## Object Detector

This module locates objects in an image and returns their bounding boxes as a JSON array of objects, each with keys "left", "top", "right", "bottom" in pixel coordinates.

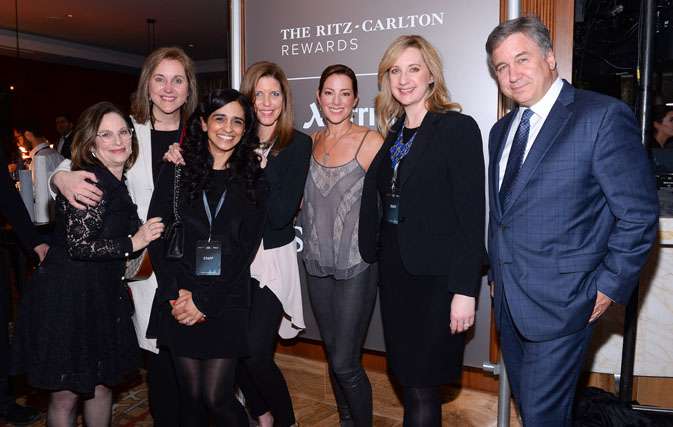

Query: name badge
[
  {"left": 195, "top": 240, "right": 221, "bottom": 276},
  {"left": 384, "top": 192, "right": 400, "bottom": 224}
]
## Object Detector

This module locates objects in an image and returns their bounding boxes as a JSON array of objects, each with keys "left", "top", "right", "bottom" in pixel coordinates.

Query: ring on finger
[
  {"left": 463, "top": 322, "right": 471, "bottom": 328},
  {"left": 185, "top": 319, "right": 190, "bottom": 325},
  {"left": 73, "top": 192, "right": 80, "bottom": 201}
]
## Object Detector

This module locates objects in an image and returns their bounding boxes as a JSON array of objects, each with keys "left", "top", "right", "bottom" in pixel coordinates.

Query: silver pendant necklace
[{"left": 322, "top": 122, "right": 353, "bottom": 165}]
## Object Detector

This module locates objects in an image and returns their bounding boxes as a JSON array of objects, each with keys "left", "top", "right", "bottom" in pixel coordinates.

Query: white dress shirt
[{"left": 498, "top": 77, "right": 564, "bottom": 190}]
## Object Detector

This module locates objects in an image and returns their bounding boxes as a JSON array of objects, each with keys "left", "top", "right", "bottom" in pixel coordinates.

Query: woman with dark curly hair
[{"left": 147, "top": 88, "right": 268, "bottom": 426}]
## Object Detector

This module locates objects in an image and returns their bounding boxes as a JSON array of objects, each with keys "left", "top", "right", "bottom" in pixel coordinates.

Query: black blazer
[
  {"left": 359, "top": 111, "right": 485, "bottom": 297},
  {"left": 262, "top": 130, "right": 311, "bottom": 249},
  {"left": 60, "top": 132, "right": 74, "bottom": 159}
]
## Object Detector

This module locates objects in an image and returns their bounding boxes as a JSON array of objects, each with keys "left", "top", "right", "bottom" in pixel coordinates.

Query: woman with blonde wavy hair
[{"left": 359, "top": 35, "right": 486, "bottom": 426}]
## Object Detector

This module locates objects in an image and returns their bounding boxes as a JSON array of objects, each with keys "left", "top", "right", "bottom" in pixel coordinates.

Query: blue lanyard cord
[{"left": 202, "top": 190, "right": 227, "bottom": 241}]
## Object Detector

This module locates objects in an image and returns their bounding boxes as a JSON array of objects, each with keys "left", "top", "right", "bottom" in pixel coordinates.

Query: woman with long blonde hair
[{"left": 360, "top": 35, "right": 485, "bottom": 426}]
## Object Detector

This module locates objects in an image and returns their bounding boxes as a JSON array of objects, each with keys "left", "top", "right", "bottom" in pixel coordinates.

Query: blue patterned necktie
[{"left": 499, "top": 108, "right": 534, "bottom": 210}]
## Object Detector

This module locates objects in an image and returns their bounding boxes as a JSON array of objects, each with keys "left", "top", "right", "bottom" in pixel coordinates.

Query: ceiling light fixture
[{"left": 66, "top": 13, "right": 74, "bottom": 18}]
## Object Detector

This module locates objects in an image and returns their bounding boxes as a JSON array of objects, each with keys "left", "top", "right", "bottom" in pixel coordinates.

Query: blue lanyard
[
  {"left": 202, "top": 189, "right": 226, "bottom": 241},
  {"left": 389, "top": 125, "right": 418, "bottom": 191}
]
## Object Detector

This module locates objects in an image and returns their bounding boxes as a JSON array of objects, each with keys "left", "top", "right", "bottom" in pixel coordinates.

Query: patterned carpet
[{"left": 7, "top": 370, "right": 153, "bottom": 426}]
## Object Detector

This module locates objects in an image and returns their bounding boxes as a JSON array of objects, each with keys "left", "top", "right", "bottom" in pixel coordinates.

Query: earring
[
  {"left": 429, "top": 78, "right": 434, "bottom": 85},
  {"left": 91, "top": 151, "right": 97, "bottom": 158}
]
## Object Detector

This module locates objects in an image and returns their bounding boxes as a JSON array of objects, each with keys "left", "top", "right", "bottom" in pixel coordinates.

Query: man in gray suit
[{"left": 486, "top": 17, "right": 658, "bottom": 426}]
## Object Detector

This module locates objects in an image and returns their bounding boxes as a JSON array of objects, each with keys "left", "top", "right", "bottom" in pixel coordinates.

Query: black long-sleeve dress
[
  {"left": 147, "top": 164, "right": 267, "bottom": 359},
  {"left": 10, "top": 165, "right": 141, "bottom": 393}
]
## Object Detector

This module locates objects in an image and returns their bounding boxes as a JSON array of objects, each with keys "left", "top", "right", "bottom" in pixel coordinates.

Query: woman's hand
[
  {"left": 130, "top": 217, "right": 164, "bottom": 252},
  {"left": 163, "top": 143, "right": 185, "bottom": 165},
  {"left": 33, "top": 243, "right": 49, "bottom": 263},
  {"left": 171, "top": 289, "right": 205, "bottom": 326},
  {"left": 450, "top": 294, "right": 475, "bottom": 334},
  {"left": 52, "top": 170, "right": 102, "bottom": 210}
]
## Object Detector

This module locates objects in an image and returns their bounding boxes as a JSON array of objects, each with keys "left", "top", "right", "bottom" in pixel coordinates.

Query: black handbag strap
[{"left": 173, "top": 165, "right": 181, "bottom": 221}]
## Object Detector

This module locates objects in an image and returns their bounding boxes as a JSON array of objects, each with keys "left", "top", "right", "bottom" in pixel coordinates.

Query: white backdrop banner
[{"left": 245, "top": 0, "right": 500, "bottom": 367}]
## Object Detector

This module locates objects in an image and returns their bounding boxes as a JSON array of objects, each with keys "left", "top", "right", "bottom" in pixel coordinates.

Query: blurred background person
[
  {"left": 0, "top": 136, "right": 48, "bottom": 426},
  {"left": 360, "top": 35, "right": 485, "bottom": 427},
  {"left": 49, "top": 46, "right": 198, "bottom": 426},
  {"left": 652, "top": 104, "right": 673, "bottom": 149},
  {"left": 300, "top": 64, "right": 383, "bottom": 427},
  {"left": 147, "top": 88, "right": 267, "bottom": 427},
  {"left": 55, "top": 114, "right": 75, "bottom": 159},
  {"left": 10, "top": 101, "right": 163, "bottom": 426},
  {"left": 14, "top": 118, "right": 63, "bottom": 172}
]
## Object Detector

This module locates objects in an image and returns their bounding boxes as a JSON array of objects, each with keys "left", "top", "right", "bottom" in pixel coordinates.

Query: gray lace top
[{"left": 301, "top": 132, "right": 370, "bottom": 279}]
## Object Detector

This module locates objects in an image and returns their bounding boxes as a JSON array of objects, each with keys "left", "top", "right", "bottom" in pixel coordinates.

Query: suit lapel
[
  {"left": 491, "top": 112, "right": 516, "bottom": 218},
  {"left": 501, "top": 83, "right": 574, "bottom": 216},
  {"left": 399, "top": 112, "right": 439, "bottom": 188}
]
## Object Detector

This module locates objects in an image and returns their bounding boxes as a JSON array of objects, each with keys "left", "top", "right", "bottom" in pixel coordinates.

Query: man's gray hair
[{"left": 485, "top": 16, "right": 553, "bottom": 70}]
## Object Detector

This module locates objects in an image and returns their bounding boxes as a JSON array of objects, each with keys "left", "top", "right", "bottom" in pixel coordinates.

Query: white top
[
  {"left": 250, "top": 239, "right": 306, "bottom": 339},
  {"left": 498, "top": 77, "right": 563, "bottom": 190}
]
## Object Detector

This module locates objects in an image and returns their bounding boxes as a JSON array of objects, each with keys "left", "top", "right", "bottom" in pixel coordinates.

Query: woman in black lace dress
[{"left": 10, "top": 102, "right": 164, "bottom": 426}]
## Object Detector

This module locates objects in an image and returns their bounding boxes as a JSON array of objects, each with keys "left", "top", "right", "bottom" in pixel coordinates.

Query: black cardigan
[
  {"left": 147, "top": 163, "right": 268, "bottom": 318},
  {"left": 261, "top": 129, "right": 311, "bottom": 249}
]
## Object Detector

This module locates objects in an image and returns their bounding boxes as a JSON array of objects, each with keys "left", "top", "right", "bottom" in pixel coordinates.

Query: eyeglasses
[{"left": 96, "top": 128, "right": 134, "bottom": 143}]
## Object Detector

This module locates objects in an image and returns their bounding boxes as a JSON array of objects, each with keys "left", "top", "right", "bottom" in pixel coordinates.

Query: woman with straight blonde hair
[{"left": 360, "top": 35, "right": 485, "bottom": 426}]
